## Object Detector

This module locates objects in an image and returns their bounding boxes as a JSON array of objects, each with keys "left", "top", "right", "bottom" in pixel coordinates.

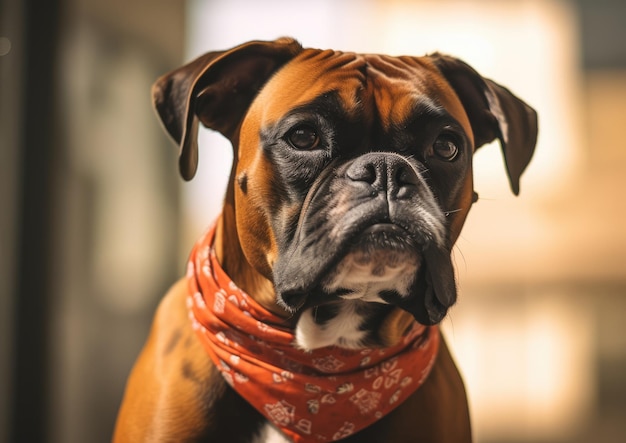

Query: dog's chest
[
  {"left": 295, "top": 300, "right": 372, "bottom": 350},
  {"left": 252, "top": 423, "right": 291, "bottom": 443}
]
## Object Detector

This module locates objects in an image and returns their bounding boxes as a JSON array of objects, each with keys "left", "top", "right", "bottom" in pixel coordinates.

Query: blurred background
[{"left": 1, "top": 0, "right": 625, "bottom": 442}]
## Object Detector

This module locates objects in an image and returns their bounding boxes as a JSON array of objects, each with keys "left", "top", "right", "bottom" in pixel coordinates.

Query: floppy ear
[
  {"left": 431, "top": 55, "right": 538, "bottom": 195},
  {"left": 152, "top": 38, "right": 303, "bottom": 180}
]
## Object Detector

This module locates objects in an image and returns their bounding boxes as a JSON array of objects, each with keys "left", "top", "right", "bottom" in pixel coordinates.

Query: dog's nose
[{"left": 346, "top": 153, "right": 419, "bottom": 199}]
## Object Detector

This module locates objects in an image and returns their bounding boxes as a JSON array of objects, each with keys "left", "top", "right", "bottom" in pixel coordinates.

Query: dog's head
[{"left": 153, "top": 38, "right": 537, "bottom": 346}]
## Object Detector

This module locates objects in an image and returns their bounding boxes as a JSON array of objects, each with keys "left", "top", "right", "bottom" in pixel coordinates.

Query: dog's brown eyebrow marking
[
  {"left": 254, "top": 49, "right": 368, "bottom": 125},
  {"left": 400, "top": 98, "right": 465, "bottom": 134},
  {"left": 258, "top": 91, "right": 361, "bottom": 152}
]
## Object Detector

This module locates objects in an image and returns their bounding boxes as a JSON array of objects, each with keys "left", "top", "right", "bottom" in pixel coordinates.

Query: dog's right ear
[{"left": 152, "top": 38, "right": 303, "bottom": 180}]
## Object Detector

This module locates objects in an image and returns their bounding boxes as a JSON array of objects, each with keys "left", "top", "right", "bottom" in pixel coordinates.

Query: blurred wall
[
  {"left": 1, "top": 0, "right": 185, "bottom": 442},
  {"left": 49, "top": 2, "right": 185, "bottom": 442},
  {"left": 2, "top": 1, "right": 63, "bottom": 441}
]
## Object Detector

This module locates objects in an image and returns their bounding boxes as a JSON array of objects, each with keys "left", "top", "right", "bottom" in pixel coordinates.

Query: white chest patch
[
  {"left": 252, "top": 422, "right": 291, "bottom": 443},
  {"left": 295, "top": 300, "right": 368, "bottom": 351}
]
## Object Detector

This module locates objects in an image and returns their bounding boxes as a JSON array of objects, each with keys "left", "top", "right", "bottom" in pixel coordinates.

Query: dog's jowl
[{"left": 114, "top": 38, "right": 537, "bottom": 443}]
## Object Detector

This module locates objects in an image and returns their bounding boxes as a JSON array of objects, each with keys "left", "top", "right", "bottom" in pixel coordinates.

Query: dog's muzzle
[{"left": 273, "top": 152, "right": 457, "bottom": 325}]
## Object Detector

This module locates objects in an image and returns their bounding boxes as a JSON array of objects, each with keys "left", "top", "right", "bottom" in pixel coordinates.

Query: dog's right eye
[
  {"left": 287, "top": 125, "right": 320, "bottom": 150},
  {"left": 432, "top": 133, "right": 460, "bottom": 161}
]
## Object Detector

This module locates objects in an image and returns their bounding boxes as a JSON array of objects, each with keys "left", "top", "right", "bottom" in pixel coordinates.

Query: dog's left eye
[
  {"left": 287, "top": 125, "right": 320, "bottom": 150},
  {"left": 433, "top": 134, "right": 459, "bottom": 161}
]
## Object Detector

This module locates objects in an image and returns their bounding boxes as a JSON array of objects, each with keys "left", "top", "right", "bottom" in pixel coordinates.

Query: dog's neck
[
  {"left": 187, "top": 229, "right": 440, "bottom": 442},
  {"left": 214, "top": 203, "right": 285, "bottom": 317}
]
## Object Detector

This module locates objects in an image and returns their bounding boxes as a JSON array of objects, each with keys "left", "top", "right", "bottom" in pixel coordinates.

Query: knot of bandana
[{"left": 187, "top": 222, "right": 440, "bottom": 442}]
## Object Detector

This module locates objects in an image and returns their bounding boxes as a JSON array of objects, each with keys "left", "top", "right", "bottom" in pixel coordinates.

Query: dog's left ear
[
  {"left": 431, "top": 55, "right": 538, "bottom": 195},
  {"left": 152, "top": 38, "right": 303, "bottom": 180}
]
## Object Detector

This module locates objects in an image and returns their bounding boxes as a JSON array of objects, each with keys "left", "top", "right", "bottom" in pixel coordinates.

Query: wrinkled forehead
[{"left": 248, "top": 48, "right": 473, "bottom": 138}]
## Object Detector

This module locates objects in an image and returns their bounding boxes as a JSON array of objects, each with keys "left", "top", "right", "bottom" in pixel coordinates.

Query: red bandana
[{"left": 186, "top": 223, "right": 440, "bottom": 442}]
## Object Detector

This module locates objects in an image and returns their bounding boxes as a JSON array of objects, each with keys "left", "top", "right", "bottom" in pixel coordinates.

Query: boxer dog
[{"left": 114, "top": 38, "right": 537, "bottom": 442}]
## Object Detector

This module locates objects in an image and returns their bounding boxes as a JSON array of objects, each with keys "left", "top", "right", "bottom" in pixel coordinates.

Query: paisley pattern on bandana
[{"left": 187, "top": 222, "right": 440, "bottom": 442}]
